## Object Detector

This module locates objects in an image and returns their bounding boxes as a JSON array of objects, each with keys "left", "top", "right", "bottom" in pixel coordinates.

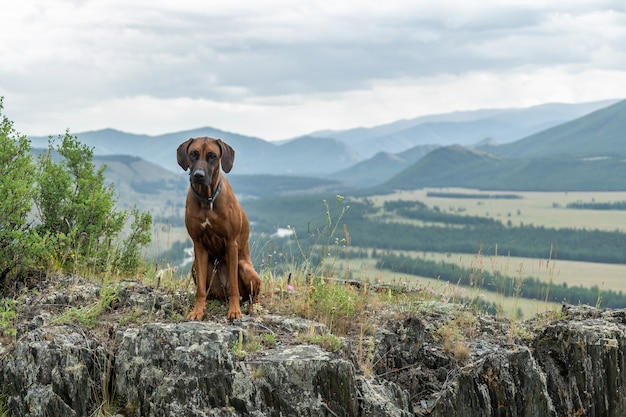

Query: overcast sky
[{"left": 1, "top": 1, "right": 625, "bottom": 141}]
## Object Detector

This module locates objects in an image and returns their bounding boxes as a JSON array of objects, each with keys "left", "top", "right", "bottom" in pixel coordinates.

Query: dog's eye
[
  {"left": 190, "top": 150, "right": 199, "bottom": 160},
  {"left": 207, "top": 152, "right": 217, "bottom": 161}
]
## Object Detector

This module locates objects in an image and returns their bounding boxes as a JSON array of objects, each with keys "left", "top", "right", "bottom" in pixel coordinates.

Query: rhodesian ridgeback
[{"left": 177, "top": 137, "right": 261, "bottom": 320}]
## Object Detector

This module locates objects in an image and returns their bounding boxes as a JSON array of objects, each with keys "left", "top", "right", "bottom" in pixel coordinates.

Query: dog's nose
[{"left": 193, "top": 169, "right": 205, "bottom": 180}]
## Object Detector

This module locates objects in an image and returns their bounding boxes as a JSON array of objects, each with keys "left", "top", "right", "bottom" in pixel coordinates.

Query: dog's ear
[
  {"left": 177, "top": 138, "right": 193, "bottom": 171},
  {"left": 216, "top": 139, "right": 235, "bottom": 173}
]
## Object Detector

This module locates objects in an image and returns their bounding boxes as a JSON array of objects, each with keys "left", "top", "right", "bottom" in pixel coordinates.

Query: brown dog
[{"left": 177, "top": 137, "right": 261, "bottom": 320}]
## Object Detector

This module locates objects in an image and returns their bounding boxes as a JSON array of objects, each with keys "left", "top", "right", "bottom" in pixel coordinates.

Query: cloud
[{"left": 1, "top": 1, "right": 625, "bottom": 139}]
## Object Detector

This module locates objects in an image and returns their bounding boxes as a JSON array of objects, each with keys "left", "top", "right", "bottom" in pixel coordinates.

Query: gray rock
[
  {"left": 116, "top": 322, "right": 360, "bottom": 417},
  {"left": 115, "top": 322, "right": 241, "bottom": 417},
  {"left": 534, "top": 316, "right": 626, "bottom": 417},
  {"left": 358, "top": 376, "right": 413, "bottom": 417},
  {"left": 0, "top": 325, "right": 111, "bottom": 417},
  {"left": 429, "top": 346, "right": 556, "bottom": 417}
]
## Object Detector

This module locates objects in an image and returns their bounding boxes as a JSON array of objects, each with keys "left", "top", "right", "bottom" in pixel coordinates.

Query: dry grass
[
  {"left": 336, "top": 256, "right": 560, "bottom": 320},
  {"left": 256, "top": 265, "right": 466, "bottom": 338}
]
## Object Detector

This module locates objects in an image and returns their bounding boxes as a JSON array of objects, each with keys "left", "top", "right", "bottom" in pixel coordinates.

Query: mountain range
[
  {"left": 28, "top": 99, "right": 618, "bottom": 172},
  {"left": 379, "top": 99, "right": 626, "bottom": 192},
  {"left": 27, "top": 98, "right": 626, "bottom": 205}
]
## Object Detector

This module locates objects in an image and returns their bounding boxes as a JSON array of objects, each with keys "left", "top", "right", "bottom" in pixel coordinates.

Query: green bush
[
  {"left": 35, "top": 132, "right": 152, "bottom": 275},
  {"left": 35, "top": 132, "right": 128, "bottom": 271},
  {"left": 0, "top": 98, "right": 152, "bottom": 290},
  {"left": 115, "top": 207, "right": 152, "bottom": 273},
  {"left": 0, "top": 99, "right": 47, "bottom": 286}
]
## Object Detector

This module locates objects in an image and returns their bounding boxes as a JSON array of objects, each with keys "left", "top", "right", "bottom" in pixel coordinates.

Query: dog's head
[{"left": 177, "top": 137, "right": 235, "bottom": 186}]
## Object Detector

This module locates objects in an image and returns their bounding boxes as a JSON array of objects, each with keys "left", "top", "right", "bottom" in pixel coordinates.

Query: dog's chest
[{"left": 188, "top": 211, "right": 227, "bottom": 253}]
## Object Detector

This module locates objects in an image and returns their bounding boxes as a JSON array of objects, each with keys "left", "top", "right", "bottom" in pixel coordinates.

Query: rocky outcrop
[
  {"left": 426, "top": 306, "right": 626, "bottom": 417},
  {"left": 2, "top": 280, "right": 626, "bottom": 416},
  {"left": 115, "top": 321, "right": 361, "bottom": 417},
  {"left": 1, "top": 321, "right": 111, "bottom": 417}
]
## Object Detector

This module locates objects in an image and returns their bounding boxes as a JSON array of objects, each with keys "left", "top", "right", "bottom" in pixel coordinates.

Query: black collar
[{"left": 190, "top": 177, "right": 222, "bottom": 210}]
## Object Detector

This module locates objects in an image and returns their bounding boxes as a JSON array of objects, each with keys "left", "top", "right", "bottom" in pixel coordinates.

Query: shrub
[
  {"left": 35, "top": 132, "right": 128, "bottom": 271},
  {"left": 0, "top": 98, "right": 152, "bottom": 288},
  {"left": 115, "top": 207, "right": 153, "bottom": 273},
  {"left": 0, "top": 99, "right": 47, "bottom": 287},
  {"left": 34, "top": 131, "right": 152, "bottom": 276}
]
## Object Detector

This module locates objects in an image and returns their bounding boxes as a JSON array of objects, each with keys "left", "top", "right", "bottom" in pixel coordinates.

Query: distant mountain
[
  {"left": 383, "top": 146, "right": 505, "bottom": 190},
  {"left": 271, "top": 136, "right": 361, "bottom": 176},
  {"left": 329, "top": 145, "right": 438, "bottom": 187},
  {"left": 328, "top": 152, "right": 410, "bottom": 187},
  {"left": 381, "top": 145, "right": 626, "bottom": 192},
  {"left": 30, "top": 129, "right": 361, "bottom": 176},
  {"left": 30, "top": 127, "right": 274, "bottom": 174},
  {"left": 481, "top": 99, "right": 626, "bottom": 159},
  {"left": 312, "top": 99, "right": 620, "bottom": 158}
]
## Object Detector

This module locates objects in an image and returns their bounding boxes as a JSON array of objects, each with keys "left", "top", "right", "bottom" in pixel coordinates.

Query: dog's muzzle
[{"left": 191, "top": 168, "right": 208, "bottom": 184}]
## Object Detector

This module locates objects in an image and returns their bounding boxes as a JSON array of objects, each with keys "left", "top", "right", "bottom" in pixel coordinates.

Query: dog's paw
[
  {"left": 186, "top": 308, "right": 205, "bottom": 321},
  {"left": 227, "top": 307, "right": 243, "bottom": 320}
]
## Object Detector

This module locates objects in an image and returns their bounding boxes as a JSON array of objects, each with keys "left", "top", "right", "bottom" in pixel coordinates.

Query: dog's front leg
[
  {"left": 188, "top": 245, "right": 208, "bottom": 320},
  {"left": 226, "top": 241, "right": 243, "bottom": 319}
]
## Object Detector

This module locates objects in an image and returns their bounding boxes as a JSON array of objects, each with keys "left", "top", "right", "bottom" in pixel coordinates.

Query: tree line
[
  {"left": 426, "top": 191, "right": 522, "bottom": 199},
  {"left": 567, "top": 201, "right": 626, "bottom": 210},
  {"left": 245, "top": 195, "right": 626, "bottom": 265},
  {"left": 375, "top": 252, "right": 626, "bottom": 309}
]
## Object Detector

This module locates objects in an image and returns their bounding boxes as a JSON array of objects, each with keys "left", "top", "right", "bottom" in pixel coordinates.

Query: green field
[{"left": 371, "top": 188, "right": 626, "bottom": 232}]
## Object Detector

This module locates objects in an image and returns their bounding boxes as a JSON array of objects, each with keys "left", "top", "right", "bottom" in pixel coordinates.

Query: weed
[
  {"left": 0, "top": 299, "right": 17, "bottom": 339},
  {"left": 231, "top": 332, "right": 247, "bottom": 360},
  {"left": 298, "top": 332, "right": 343, "bottom": 353},
  {"left": 0, "top": 393, "right": 8, "bottom": 417},
  {"left": 231, "top": 330, "right": 262, "bottom": 360},
  {"left": 595, "top": 281, "right": 604, "bottom": 311},
  {"left": 118, "top": 306, "right": 146, "bottom": 327},
  {"left": 55, "top": 284, "right": 119, "bottom": 329},
  {"left": 89, "top": 352, "right": 116, "bottom": 417},
  {"left": 284, "top": 195, "right": 350, "bottom": 279},
  {"left": 304, "top": 279, "right": 359, "bottom": 333},
  {"left": 259, "top": 333, "right": 277, "bottom": 346},
  {"left": 250, "top": 366, "right": 266, "bottom": 379},
  {"left": 433, "top": 311, "right": 476, "bottom": 361},
  {"left": 356, "top": 333, "right": 378, "bottom": 377}
]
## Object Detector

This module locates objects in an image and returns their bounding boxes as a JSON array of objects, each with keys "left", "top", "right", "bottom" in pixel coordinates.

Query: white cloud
[
  {"left": 12, "top": 67, "right": 625, "bottom": 141},
  {"left": 1, "top": 1, "right": 625, "bottom": 140}
]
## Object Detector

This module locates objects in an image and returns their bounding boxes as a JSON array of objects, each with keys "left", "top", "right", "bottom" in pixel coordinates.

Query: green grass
[
  {"left": 0, "top": 299, "right": 17, "bottom": 339},
  {"left": 54, "top": 284, "right": 119, "bottom": 329},
  {"left": 0, "top": 393, "right": 8, "bottom": 417}
]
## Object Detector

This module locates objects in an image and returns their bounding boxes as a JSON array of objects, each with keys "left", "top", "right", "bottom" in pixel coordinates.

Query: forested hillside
[{"left": 380, "top": 145, "right": 626, "bottom": 192}]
